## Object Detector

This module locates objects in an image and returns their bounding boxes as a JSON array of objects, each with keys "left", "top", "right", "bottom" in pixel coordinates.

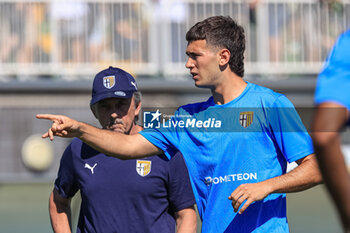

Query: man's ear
[
  {"left": 218, "top": 48, "right": 230, "bottom": 66},
  {"left": 134, "top": 100, "right": 142, "bottom": 117},
  {"left": 90, "top": 104, "right": 98, "bottom": 119}
]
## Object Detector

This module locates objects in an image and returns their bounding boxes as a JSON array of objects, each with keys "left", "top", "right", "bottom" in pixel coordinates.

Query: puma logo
[
  {"left": 131, "top": 81, "right": 137, "bottom": 90},
  {"left": 84, "top": 163, "right": 97, "bottom": 174}
]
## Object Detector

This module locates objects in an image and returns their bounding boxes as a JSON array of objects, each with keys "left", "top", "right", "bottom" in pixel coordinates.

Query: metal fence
[{"left": 0, "top": 0, "right": 349, "bottom": 79}]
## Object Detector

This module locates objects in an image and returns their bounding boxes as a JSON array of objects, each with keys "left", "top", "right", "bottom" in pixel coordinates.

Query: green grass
[
  {"left": 0, "top": 183, "right": 343, "bottom": 233},
  {"left": 0, "top": 183, "right": 52, "bottom": 233}
]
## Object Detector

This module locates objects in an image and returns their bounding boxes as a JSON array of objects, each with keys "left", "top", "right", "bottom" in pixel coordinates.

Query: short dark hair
[{"left": 186, "top": 16, "right": 245, "bottom": 77}]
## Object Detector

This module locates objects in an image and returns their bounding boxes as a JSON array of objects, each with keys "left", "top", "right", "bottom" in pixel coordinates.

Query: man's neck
[
  {"left": 129, "top": 123, "right": 143, "bottom": 135},
  {"left": 211, "top": 74, "right": 247, "bottom": 105}
]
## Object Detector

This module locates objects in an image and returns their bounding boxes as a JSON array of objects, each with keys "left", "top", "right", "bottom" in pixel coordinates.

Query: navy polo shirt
[{"left": 54, "top": 138, "right": 195, "bottom": 233}]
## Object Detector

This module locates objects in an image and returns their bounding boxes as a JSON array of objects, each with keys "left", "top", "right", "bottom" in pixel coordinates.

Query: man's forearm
[
  {"left": 175, "top": 207, "right": 197, "bottom": 233},
  {"left": 315, "top": 137, "right": 350, "bottom": 231},
  {"left": 229, "top": 154, "right": 322, "bottom": 214},
  {"left": 36, "top": 113, "right": 161, "bottom": 159},
  {"left": 47, "top": 119, "right": 136, "bottom": 159},
  {"left": 265, "top": 154, "right": 322, "bottom": 194},
  {"left": 77, "top": 122, "right": 131, "bottom": 158},
  {"left": 49, "top": 191, "right": 72, "bottom": 233},
  {"left": 77, "top": 122, "right": 161, "bottom": 159},
  {"left": 311, "top": 103, "right": 350, "bottom": 231}
]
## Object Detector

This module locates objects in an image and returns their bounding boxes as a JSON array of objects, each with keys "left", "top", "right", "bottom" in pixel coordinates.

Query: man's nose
[
  {"left": 185, "top": 58, "right": 194, "bottom": 69},
  {"left": 110, "top": 112, "right": 118, "bottom": 119}
]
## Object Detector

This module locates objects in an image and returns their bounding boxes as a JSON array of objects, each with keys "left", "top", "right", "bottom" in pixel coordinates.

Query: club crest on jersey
[
  {"left": 103, "top": 75, "right": 115, "bottom": 89},
  {"left": 136, "top": 160, "right": 152, "bottom": 177},
  {"left": 239, "top": 112, "right": 254, "bottom": 128}
]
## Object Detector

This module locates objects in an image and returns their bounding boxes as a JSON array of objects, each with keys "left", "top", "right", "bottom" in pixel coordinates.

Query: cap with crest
[{"left": 90, "top": 66, "right": 138, "bottom": 105}]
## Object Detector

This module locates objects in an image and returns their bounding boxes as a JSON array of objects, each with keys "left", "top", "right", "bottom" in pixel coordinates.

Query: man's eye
[{"left": 186, "top": 53, "right": 197, "bottom": 59}]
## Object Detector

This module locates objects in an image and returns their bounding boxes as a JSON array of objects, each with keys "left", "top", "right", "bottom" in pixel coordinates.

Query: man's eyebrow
[{"left": 186, "top": 51, "right": 198, "bottom": 56}]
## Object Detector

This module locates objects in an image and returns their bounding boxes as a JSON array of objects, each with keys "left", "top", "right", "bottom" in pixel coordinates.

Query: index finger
[{"left": 36, "top": 114, "right": 61, "bottom": 121}]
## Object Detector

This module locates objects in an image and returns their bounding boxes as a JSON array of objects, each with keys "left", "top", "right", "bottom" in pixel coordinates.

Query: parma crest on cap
[{"left": 103, "top": 75, "right": 115, "bottom": 89}]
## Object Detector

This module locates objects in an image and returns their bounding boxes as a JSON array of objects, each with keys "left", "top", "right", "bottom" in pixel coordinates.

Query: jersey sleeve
[
  {"left": 167, "top": 152, "right": 196, "bottom": 213},
  {"left": 315, "top": 30, "right": 350, "bottom": 111},
  {"left": 268, "top": 95, "right": 314, "bottom": 163},
  {"left": 139, "top": 113, "right": 182, "bottom": 160},
  {"left": 54, "top": 143, "right": 79, "bottom": 199}
]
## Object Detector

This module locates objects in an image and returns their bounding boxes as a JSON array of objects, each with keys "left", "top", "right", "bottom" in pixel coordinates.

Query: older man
[{"left": 48, "top": 66, "right": 196, "bottom": 233}]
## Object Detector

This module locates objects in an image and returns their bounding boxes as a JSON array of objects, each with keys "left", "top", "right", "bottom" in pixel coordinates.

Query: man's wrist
[
  {"left": 75, "top": 121, "right": 86, "bottom": 139},
  {"left": 262, "top": 178, "right": 277, "bottom": 195}
]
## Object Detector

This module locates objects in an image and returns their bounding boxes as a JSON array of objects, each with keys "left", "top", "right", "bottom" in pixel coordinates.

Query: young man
[
  {"left": 38, "top": 16, "right": 321, "bottom": 232},
  {"left": 312, "top": 29, "right": 350, "bottom": 232},
  {"left": 48, "top": 67, "right": 197, "bottom": 233}
]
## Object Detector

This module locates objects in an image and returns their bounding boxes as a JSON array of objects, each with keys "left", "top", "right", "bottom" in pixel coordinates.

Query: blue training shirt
[
  {"left": 140, "top": 82, "right": 313, "bottom": 233},
  {"left": 315, "top": 29, "right": 350, "bottom": 113},
  {"left": 54, "top": 138, "right": 195, "bottom": 233}
]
